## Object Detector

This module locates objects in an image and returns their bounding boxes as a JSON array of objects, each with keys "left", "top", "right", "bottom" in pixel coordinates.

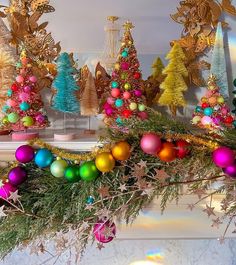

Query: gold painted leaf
[
  {"left": 28, "top": 11, "right": 41, "bottom": 31},
  {"left": 31, "top": 0, "right": 49, "bottom": 12},
  {"left": 221, "top": 0, "right": 236, "bottom": 16},
  {"left": 37, "top": 21, "right": 48, "bottom": 31},
  {"left": 37, "top": 4, "right": 55, "bottom": 13}
]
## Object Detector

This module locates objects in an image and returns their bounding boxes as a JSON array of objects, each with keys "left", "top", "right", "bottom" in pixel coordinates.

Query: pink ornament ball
[
  {"left": 212, "top": 146, "right": 235, "bottom": 168},
  {"left": 7, "top": 99, "right": 17, "bottom": 107},
  {"left": 35, "top": 114, "right": 45, "bottom": 124},
  {"left": 0, "top": 182, "right": 17, "bottom": 199},
  {"left": 19, "top": 92, "right": 30, "bottom": 102},
  {"left": 20, "top": 69, "right": 26, "bottom": 75},
  {"left": 121, "top": 62, "right": 129, "bottom": 70},
  {"left": 103, "top": 102, "right": 111, "bottom": 110},
  {"left": 29, "top": 76, "right": 37, "bottom": 83},
  {"left": 8, "top": 166, "right": 27, "bottom": 186},
  {"left": 93, "top": 220, "right": 116, "bottom": 243},
  {"left": 24, "top": 86, "right": 31, "bottom": 93},
  {"left": 112, "top": 71, "right": 117, "bottom": 78},
  {"left": 138, "top": 111, "right": 149, "bottom": 120},
  {"left": 123, "top": 91, "right": 131, "bottom": 100},
  {"left": 201, "top": 116, "right": 212, "bottom": 126},
  {"left": 140, "top": 133, "right": 162, "bottom": 155},
  {"left": 105, "top": 108, "right": 114, "bottom": 116},
  {"left": 107, "top": 97, "right": 115, "bottom": 105},
  {"left": 16, "top": 75, "right": 24, "bottom": 83},
  {"left": 223, "top": 162, "right": 236, "bottom": 178},
  {"left": 15, "top": 144, "right": 35, "bottom": 163},
  {"left": 134, "top": 89, "right": 142, "bottom": 97},
  {"left": 221, "top": 107, "right": 229, "bottom": 115},
  {"left": 111, "top": 88, "right": 121, "bottom": 98}
]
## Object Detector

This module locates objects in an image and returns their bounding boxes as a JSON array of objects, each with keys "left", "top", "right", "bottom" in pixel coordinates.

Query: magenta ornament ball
[
  {"left": 0, "top": 182, "right": 17, "bottom": 199},
  {"left": 8, "top": 166, "right": 27, "bottom": 186},
  {"left": 223, "top": 162, "right": 236, "bottom": 178},
  {"left": 15, "top": 145, "right": 35, "bottom": 163},
  {"left": 138, "top": 111, "right": 148, "bottom": 120},
  {"left": 212, "top": 147, "right": 235, "bottom": 168},
  {"left": 93, "top": 220, "right": 116, "bottom": 243},
  {"left": 140, "top": 133, "right": 162, "bottom": 155},
  {"left": 134, "top": 89, "right": 142, "bottom": 97},
  {"left": 24, "top": 86, "right": 31, "bottom": 93},
  {"left": 105, "top": 108, "right": 114, "bottom": 116},
  {"left": 35, "top": 114, "right": 45, "bottom": 124},
  {"left": 121, "top": 62, "right": 129, "bottom": 70}
]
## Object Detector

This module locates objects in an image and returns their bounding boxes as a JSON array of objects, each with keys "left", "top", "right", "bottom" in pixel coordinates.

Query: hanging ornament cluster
[
  {"left": 0, "top": 50, "right": 49, "bottom": 131},
  {"left": 140, "top": 132, "right": 190, "bottom": 162},
  {"left": 192, "top": 75, "right": 235, "bottom": 131},
  {"left": 104, "top": 21, "right": 148, "bottom": 126},
  {"left": 212, "top": 146, "right": 236, "bottom": 178}
]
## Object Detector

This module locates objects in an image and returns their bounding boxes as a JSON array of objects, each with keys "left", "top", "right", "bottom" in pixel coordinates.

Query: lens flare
[
  {"left": 146, "top": 249, "right": 165, "bottom": 261},
  {"left": 129, "top": 261, "right": 160, "bottom": 265}
]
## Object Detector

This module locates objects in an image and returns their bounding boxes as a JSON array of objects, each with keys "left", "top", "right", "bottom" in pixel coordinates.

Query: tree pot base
[
  {"left": 84, "top": 129, "right": 96, "bottom": 135},
  {"left": 0, "top": 130, "right": 10, "bottom": 136},
  {"left": 54, "top": 133, "right": 76, "bottom": 141},
  {"left": 12, "top": 132, "right": 39, "bottom": 141}
]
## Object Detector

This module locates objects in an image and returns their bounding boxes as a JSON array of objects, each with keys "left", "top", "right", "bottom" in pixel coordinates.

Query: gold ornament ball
[
  {"left": 157, "top": 142, "right": 177, "bottom": 163},
  {"left": 217, "top": 96, "right": 224, "bottom": 104},
  {"left": 115, "top": 63, "right": 120, "bottom": 70},
  {"left": 2, "top": 117, "right": 8, "bottom": 124},
  {"left": 111, "top": 141, "right": 131, "bottom": 161},
  {"left": 124, "top": 83, "right": 131, "bottom": 90},
  {"left": 208, "top": 85, "right": 215, "bottom": 91},
  {"left": 128, "top": 41, "right": 133, "bottom": 45},
  {"left": 192, "top": 116, "right": 201, "bottom": 124},
  {"left": 208, "top": 96, "right": 217, "bottom": 106},
  {"left": 129, "top": 102, "right": 137, "bottom": 110},
  {"left": 121, "top": 42, "right": 126, "bottom": 46},
  {"left": 95, "top": 152, "right": 115, "bottom": 173},
  {"left": 201, "top": 97, "right": 207, "bottom": 103}
]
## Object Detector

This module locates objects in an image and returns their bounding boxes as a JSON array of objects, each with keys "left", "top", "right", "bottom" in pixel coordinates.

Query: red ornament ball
[
  {"left": 138, "top": 112, "right": 148, "bottom": 120},
  {"left": 93, "top": 220, "right": 116, "bottom": 243},
  {"left": 111, "top": 88, "right": 121, "bottom": 98},
  {"left": 202, "top": 103, "right": 209, "bottom": 109},
  {"left": 123, "top": 91, "right": 131, "bottom": 100},
  {"left": 176, "top": 140, "right": 190, "bottom": 159},
  {"left": 11, "top": 83, "right": 18, "bottom": 92},
  {"left": 134, "top": 72, "right": 141, "bottom": 79},
  {"left": 122, "top": 109, "right": 132, "bottom": 118},
  {"left": 224, "top": 116, "right": 234, "bottom": 124},
  {"left": 158, "top": 142, "right": 177, "bottom": 162}
]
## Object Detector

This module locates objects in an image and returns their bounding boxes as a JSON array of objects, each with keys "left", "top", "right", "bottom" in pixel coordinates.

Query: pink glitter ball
[
  {"left": 221, "top": 107, "right": 229, "bottom": 115},
  {"left": 19, "top": 92, "right": 30, "bottom": 102},
  {"left": 7, "top": 99, "right": 17, "bottom": 107},
  {"left": 112, "top": 71, "right": 117, "bottom": 78},
  {"left": 29, "top": 76, "right": 37, "bottom": 83},
  {"left": 16, "top": 75, "right": 24, "bottom": 83},
  {"left": 103, "top": 102, "right": 111, "bottom": 110},
  {"left": 36, "top": 114, "right": 45, "bottom": 124},
  {"left": 0, "top": 182, "right": 17, "bottom": 199},
  {"left": 107, "top": 97, "right": 115, "bottom": 105},
  {"left": 121, "top": 62, "right": 129, "bottom": 70},
  {"left": 123, "top": 91, "right": 131, "bottom": 99},
  {"left": 20, "top": 69, "right": 26, "bottom": 75},
  {"left": 24, "top": 86, "right": 31, "bottom": 93}
]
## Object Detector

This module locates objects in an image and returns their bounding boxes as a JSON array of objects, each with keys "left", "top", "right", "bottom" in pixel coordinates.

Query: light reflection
[
  {"left": 129, "top": 261, "right": 161, "bottom": 265},
  {"left": 146, "top": 249, "right": 165, "bottom": 261}
]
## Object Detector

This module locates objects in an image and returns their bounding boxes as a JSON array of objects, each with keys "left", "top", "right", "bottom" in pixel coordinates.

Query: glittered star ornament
[
  {"left": 0, "top": 206, "right": 6, "bottom": 218},
  {"left": 81, "top": 221, "right": 90, "bottom": 230},
  {"left": 203, "top": 204, "right": 216, "bottom": 218},
  {"left": 97, "top": 243, "right": 105, "bottom": 250},
  {"left": 9, "top": 190, "right": 21, "bottom": 203},
  {"left": 102, "top": 225, "right": 115, "bottom": 239},
  {"left": 95, "top": 208, "right": 112, "bottom": 219},
  {"left": 154, "top": 169, "right": 169, "bottom": 184},
  {"left": 98, "top": 186, "right": 110, "bottom": 198},
  {"left": 137, "top": 160, "right": 147, "bottom": 168},
  {"left": 211, "top": 217, "right": 222, "bottom": 229},
  {"left": 132, "top": 165, "right": 146, "bottom": 179},
  {"left": 85, "top": 204, "right": 94, "bottom": 212},
  {"left": 118, "top": 184, "right": 127, "bottom": 192},
  {"left": 141, "top": 188, "right": 154, "bottom": 198},
  {"left": 194, "top": 188, "right": 207, "bottom": 199}
]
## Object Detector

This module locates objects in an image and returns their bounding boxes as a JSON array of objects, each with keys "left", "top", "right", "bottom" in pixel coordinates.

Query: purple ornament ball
[
  {"left": 105, "top": 108, "right": 114, "bottom": 116},
  {"left": 223, "top": 162, "right": 236, "bottom": 178},
  {"left": 0, "top": 182, "right": 17, "bottom": 199},
  {"left": 15, "top": 145, "right": 35, "bottom": 163},
  {"left": 212, "top": 146, "right": 235, "bottom": 168},
  {"left": 93, "top": 220, "right": 116, "bottom": 243},
  {"left": 134, "top": 89, "right": 142, "bottom": 97},
  {"left": 140, "top": 133, "right": 162, "bottom": 155},
  {"left": 8, "top": 166, "right": 27, "bottom": 186}
]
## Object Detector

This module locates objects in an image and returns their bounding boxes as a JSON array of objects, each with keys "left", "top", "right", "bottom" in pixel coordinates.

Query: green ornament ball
[
  {"left": 79, "top": 161, "right": 100, "bottom": 182},
  {"left": 22, "top": 116, "right": 34, "bottom": 127},
  {"left": 50, "top": 160, "right": 68, "bottom": 178},
  {"left": 8, "top": 112, "right": 19, "bottom": 123},
  {"left": 16, "top": 62, "right": 22, "bottom": 69},
  {"left": 138, "top": 104, "right": 146, "bottom": 112},
  {"left": 121, "top": 73, "right": 127, "bottom": 80},
  {"left": 64, "top": 165, "right": 80, "bottom": 182}
]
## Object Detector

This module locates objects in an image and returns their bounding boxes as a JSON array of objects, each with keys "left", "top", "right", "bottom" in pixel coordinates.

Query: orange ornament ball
[
  {"left": 208, "top": 96, "right": 217, "bottom": 106},
  {"left": 112, "top": 141, "right": 131, "bottom": 161},
  {"left": 157, "top": 142, "right": 177, "bottom": 162}
]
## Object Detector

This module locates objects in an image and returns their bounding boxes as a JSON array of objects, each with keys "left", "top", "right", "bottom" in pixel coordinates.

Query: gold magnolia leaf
[
  {"left": 198, "top": 2, "right": 208, "bottom": 19},
  {"left": 37, "top": 5, "right": 55, "bottom": 13},
  {"left": 37, "top": 21, "right": 48, "bottom": 31},
  {"left": 30, "top": 0, "right": 49, "bottom": 12},
  {"left": 221, "top": 0, "right": 236, "bottom": 15},
  {"left": 208, "top": 1, "right": 222, "bottom": 23},
  {"left": 28, "top": 11, "right": 42, "bottom": 31}
]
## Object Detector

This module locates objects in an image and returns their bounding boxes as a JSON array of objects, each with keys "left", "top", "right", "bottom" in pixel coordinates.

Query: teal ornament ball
[
  {"left": 124, "top": 48, "right": 129, "bottom": 52},
  {"left": 2, "top": 105, "right": 9, "bottom": 113},
  {"left": 195, "top": 106, "right": 202, "bottom": 113},
  {"left": 20, "top": 102, "right": 30, "bottom": 111},
  {"left": 203, "top": 107, "right": 213, "bottom": 116},
  {"left": 233, "top": 120, "right": 236, "bottom": 128},
  {"left": 86, "top": 196, "right": 95, "bottom": 205},
  {"left": 115, "top": 99, "right": 123, "bottom": 108},
  {"left": 64, "top": 165, "right": 80, "bottom": 182},
  {"left": 111, "top": 81, "right": 119, "bottom": 88},
  {"left": 116, "top": 117, "right": 123, "bottom": 126},
  {"left": 35, "top": 148, "right": 54, "bottom": 168},
  {"left": 50, "top": 160, "right": 68, "bottom": 178},
  {"left": 79, "top": 161, "right": 100, "bottom": 182},
  {"left": 7, "top": 89, "right": 13, "bottom": 97},
  {"left": 121, "top": 51, "right": 128, "bottom": 58}
]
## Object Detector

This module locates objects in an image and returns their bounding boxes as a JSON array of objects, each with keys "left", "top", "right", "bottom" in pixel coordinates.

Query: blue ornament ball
[
  {"left": 116, "top": 117, "right": 123, "bottom": 126},
  {"left": 35, "top": 148, "right": 54, "bottom": 168},
  {"left": 121, "top": 51, "right": 128, "bottom": 58},
  {"left": 195, "top": 106, "right": 202, "bottom": 113},
  {"left": 233, "top": 120, "right": 236, "bottom": 128},
  {"left": 111, "top": 81, "right": 119, "bottom": 88},
  {"left": 115, "top": 99, "right": 123, "bottom": 108},
  {"left": 20, "top": 102, "right": 30, "bottom": 111},
  {"left": 203, "top": 107, "right": 213, "bottom": 116},
  {"left": 86, "top": 196, "right": 95, "bottom": 205},
  {"left": 7, "top": 89, "right": 13, "bottom": 97}
]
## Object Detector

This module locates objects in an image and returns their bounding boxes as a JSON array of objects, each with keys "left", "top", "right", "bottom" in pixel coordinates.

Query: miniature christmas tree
[
  {"left": 104, "top": 21, "right": 148, "bottom": 126},
  {"left": 52, "top": 53, "right": 80, "bottom": 113},
  {"left": 0, "top": 50, "right": 49, "bottom": 132},
  {"left": 232, "top": 78, "right": 236, "bottom": 128},
  {"left": 145, "top": 57, "right": 165, "bottom": 106},
  {"left": 211, "top": 22, "right": 229, "bottom": 99},
  {"left": 158, "top": 43, "right": 188, "bottom": 115},
  {"left": 192, "top": 75, "right": 235, "bottom": 130}
]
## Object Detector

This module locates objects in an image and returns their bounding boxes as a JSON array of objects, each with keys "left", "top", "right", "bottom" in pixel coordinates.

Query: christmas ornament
[
  {"left": 79, "top": 161, "right": 100, "bottom": 181},
  {"left": 15, "top": 145, "right": 35, "bottom": 163},
  {"left": 50, "top": 160, "right": 68, "bottom": 178},
  {"left": 105, "top": 108, "right": 114, "bottom": 116},
  {"left": 129, "top": 102, "right": 137, "bottom": 110},
  {"left": 138, "top": 104, "right": 146, "bottom": 112},
  {"left": 86, "top": 196, "right": 95, "bottom": 205},
  {"left": 23, "top": 86, "right": 31, "bottom": 93},
  {"left": 16, "top": 75, "right": 24, "bottom": 83},
  {"left": 11, "top": 84, "right": 18, "bottom": 92},
  {"left": 204, "top": 107, "right": 213, "bottom": 116},
  {"left": 7, "top": 89, "right": 13, "bottom": 97},
  {"left": 64, "top": 165, "right": 80, "bottom": 183},
  {"left": 223, "top": 162, "right": 236, "bottom": 178},
  {"left": 111, "top": 81, "right": 119, "bottom": 88},
  {"left": 121, "top": 51, "right": 128, "bottom": 58},
  {"left": 0, "top": 182, "right": 17, "bottom": 199},
  {"left": 29, "top": 76, "right": 37, "bottom": 83},
  {"left": 8, "top": 166, "right": 27, "bottom": 186},
  {"left": 121, "top": 62, "right": 129, "bottom": 70},
  {"left": 115, "top": 99, "right": 123, "bottom": 107},
  {"left": 35, "top": 149, "right": 54, "bottom": 168},
  {"left": 134, "top": 72, "right": 141, "bottom": 79},
  {"left": 134, "top": 90, "right": 142, "bottom": 97},
  {"left": 123, "top": 91, "right": 131, "bottom": 99},
  {"left": 8, "top": 113, "right": 19, "bottom": 123},
  {"left": 93, "top": 220, "right": 116, "bottom": 243},
  {"left": 7, "top": 99, "right": 17, "bottom": 107},
  {"left": 35, "top": 114, "right": 46, "bottom": 124},
  {"left": 111, "top": 141, "right": 131, "bottom": 161},
  {"left": 122, "top": 109, "right": 132, "bottom": 118},
  {"left": 107, "top": 97, "right": 115, "bottom": 105},
  {"left": 158, "top": 142, "right": 177, "bottom": 162},
  {"left": 22, "top": 116, "right": 34, "bottom": 127},
  {"left": 124, "top": 83, "right": 131, "bottom": 90},
  {"left": 95, "top": 152, "right": 115, "bottom": 172},
  {"left": 212, "top": 146, "right": 235, "bottom": 168},
  {"left": 140, "top": 133, "right": 162, "bottom": 155},
  {"left": 111, "top": 88, "right": 120, "bottom": 98},
  {"left": 138, "top": 111, "right": 148, "bottom": 120},
  {"left": 201, "top": 116, "right": 212, "bottom": 126},
  {"left": 20, "top": 102, "right": 30, "bottom": 111},
  {"left": 176, "top": 140, "right": 190, "bottom": 159}
]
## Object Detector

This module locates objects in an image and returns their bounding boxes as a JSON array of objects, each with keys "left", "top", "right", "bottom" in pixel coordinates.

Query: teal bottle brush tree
[{"left": 52, "top": 52, "right": 80, "bottom": 139}]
